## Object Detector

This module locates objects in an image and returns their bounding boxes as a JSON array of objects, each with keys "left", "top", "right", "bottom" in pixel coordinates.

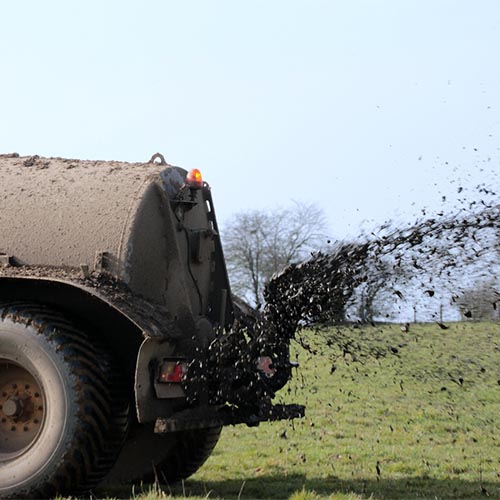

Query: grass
[{"left": 96, "top": 322, "right": 500, "bottom": 499}]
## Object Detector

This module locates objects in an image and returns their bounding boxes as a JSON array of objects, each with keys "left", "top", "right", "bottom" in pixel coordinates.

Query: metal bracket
[
  {"left": 94, "top": 251, "right": 112, "bottom": 271},
  {"left": 0, "top": 254, "right": 12, "bottom": 267},
  {"left": 80, "top": 264, "right": 91, "bottom": 279},
  {"left": 154, "top": 403, "right": 305, "bottom": 433}
]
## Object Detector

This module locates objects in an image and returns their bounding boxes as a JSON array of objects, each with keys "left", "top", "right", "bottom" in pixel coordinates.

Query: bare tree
[
  {"left": 357, "top": 277, "right": 388, "bottom": 323},
  {"left": 222, "top": 202, "right": 327, "bottom": 307}
]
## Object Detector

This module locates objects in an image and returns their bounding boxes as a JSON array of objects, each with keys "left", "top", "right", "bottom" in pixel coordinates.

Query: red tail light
[{"left": 158, "top": 360, "right": 187, "bottom": 383}]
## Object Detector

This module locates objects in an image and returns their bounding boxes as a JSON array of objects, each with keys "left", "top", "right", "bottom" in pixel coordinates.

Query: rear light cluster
[{"left": 158, "top": 359, "right": 187, "bottom": 383}]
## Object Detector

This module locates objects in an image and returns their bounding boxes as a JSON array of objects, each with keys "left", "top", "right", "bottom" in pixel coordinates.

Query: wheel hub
[
  {"left": 0, "top": 362, "right": 44, "bottom": 460},
  {"left": 2, "top": 397, "right": 22, "bottom": 417}
]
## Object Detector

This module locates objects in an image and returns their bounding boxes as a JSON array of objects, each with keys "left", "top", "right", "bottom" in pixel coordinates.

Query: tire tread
[{"left": 0, "top": 302, "right": 129, "bottom": 498}]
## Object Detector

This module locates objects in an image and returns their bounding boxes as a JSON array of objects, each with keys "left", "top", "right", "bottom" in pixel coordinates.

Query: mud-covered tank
[
  {"left": 0, "top": 152, "right": 227, "bottom": 317},
  {"left": 0, "top": 153, "right": 302, "bottom": 498}
]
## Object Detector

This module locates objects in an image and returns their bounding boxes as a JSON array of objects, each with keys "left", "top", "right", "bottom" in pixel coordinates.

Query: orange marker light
[{"left": 185, "top": 168, "right": 203, "bottom": 189}]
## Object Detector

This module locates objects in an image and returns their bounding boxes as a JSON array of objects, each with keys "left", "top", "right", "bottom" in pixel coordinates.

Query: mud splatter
[{"left": 208, "top": 196, "right": 500, "bottom": 411}]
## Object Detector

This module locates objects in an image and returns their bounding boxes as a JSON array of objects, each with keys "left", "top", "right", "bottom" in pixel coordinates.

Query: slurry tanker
[{"left": 0, "top": 153, "right": 302, "bottom": 498}]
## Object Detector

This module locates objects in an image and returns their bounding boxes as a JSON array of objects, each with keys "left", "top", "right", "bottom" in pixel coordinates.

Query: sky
[{"left": 1, "top": 1, "right": 499, "bottom": 240}]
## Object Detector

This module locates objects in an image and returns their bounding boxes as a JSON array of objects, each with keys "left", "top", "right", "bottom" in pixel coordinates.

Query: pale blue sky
[{"left": 1, "top": 1, "right": 499, "bottom": 239}]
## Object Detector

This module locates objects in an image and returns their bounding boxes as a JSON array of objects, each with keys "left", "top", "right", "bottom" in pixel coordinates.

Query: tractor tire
[
  {"left": 106, "top": 424, "right": 221, "bottom": 486},
  {"left": 152, "top": 426, "right": 222, "bottom": 484},
  {"left": 0, "top": 303, "right": 129, "bottom": 499}
]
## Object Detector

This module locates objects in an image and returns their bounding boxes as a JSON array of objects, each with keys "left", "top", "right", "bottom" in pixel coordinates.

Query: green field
[{"left": 99, "top": 322, "right": 500, "bottom": 500}]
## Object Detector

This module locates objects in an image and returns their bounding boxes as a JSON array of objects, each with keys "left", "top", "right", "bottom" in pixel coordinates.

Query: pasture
[{"left": 97, "top": 322, "right": 500, "bottom": 499}]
